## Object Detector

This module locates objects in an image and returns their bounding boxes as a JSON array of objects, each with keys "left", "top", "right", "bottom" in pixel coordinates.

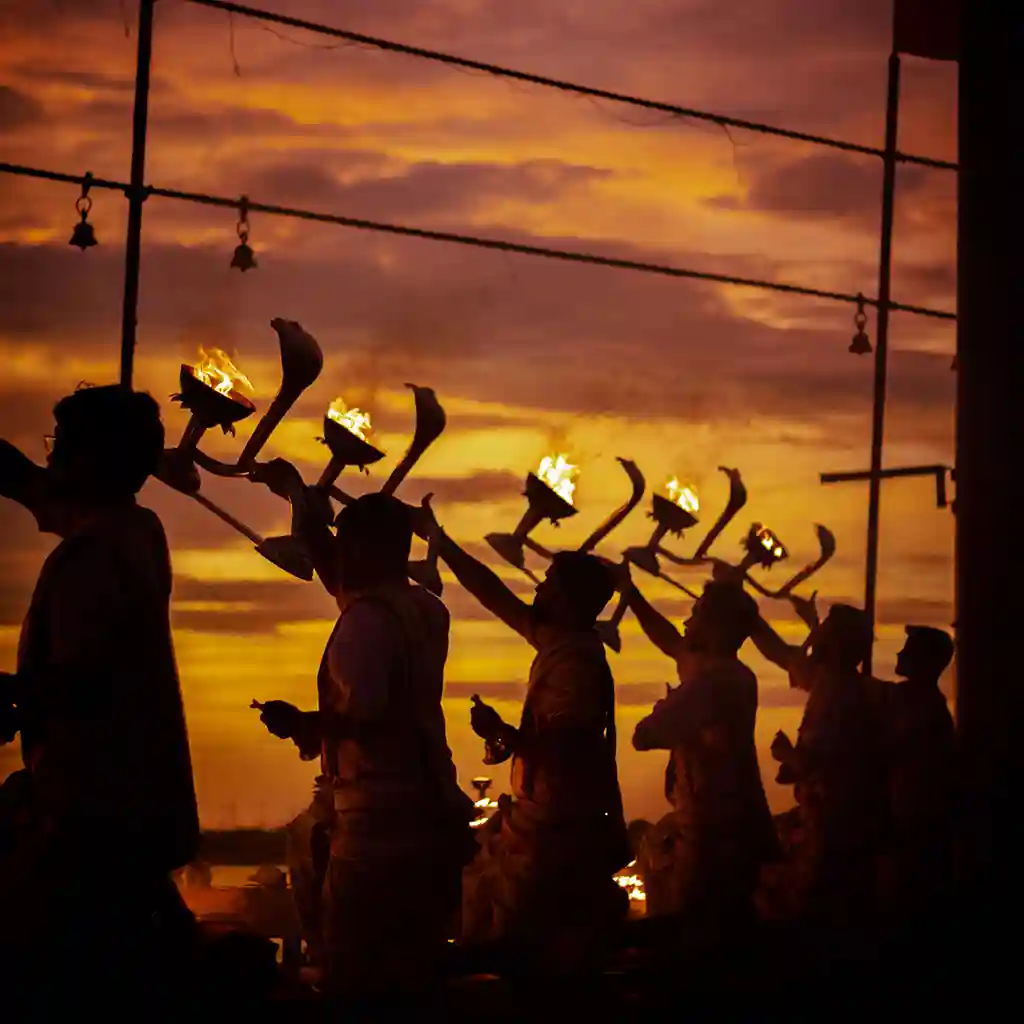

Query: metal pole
[
  {"left": 862, "top": 51, "right": 901, "bottom": 674},
  {"left": 120, "top": 0, "right": 156, "bottom": 388}
]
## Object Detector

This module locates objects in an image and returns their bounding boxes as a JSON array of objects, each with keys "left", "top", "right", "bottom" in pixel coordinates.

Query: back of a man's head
[
  {"left": 51, "top": 384, "right": 164, "bottom": 500},
  {"left": 334, "top": 492, "right": 413, "bottom": 585},
  {"left": 820, "top": 603, "right": 873, "bottom": 668},
  {"left": 698, "top": 581, "right": 760, "bottom": 653},
  {"left": 905, "top": 625, "right": 955, "bottom": 678},
  {"left": 549, "top": 550, "right": 616, "bottom": 626}
]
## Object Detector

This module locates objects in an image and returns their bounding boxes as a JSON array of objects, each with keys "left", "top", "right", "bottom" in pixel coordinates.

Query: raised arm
[
  {"left": 435, "top": 530, "right": 534, "bottom": 642},
  {"left": 750, "top": 615, "right": 801, "bottom": 670},
  {"left": 750, "top": 615, "right": 818, "bottom": 692},
  {"left": 625, "top": 579, "right": 686, "bottom": 661}
]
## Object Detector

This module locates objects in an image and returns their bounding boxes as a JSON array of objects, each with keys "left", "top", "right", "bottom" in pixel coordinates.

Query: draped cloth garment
[
  {"left": 462, "top": 626, "right": 630, "bottom": 956},
  {"left": 0, "top": 501, "right": 199, "bottom": 981},
  {"left": 632, "top": 660, "right": 779, "bottom": 926},
  {"left": 317, "top": 582, "right": 472, "bottom": 996}
]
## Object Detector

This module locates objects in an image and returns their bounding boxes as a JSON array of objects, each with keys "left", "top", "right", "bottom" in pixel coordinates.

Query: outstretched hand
[{"left": 251, "top": 699, "right": 301, "bottom": 740}]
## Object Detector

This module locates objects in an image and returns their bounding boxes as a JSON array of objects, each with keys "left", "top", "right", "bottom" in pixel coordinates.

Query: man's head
[
  {"left": 895, "top": 625, "right": 954, "bottom": 682},
  {"left": 533, "top": 550, "right": 616, "bottom": 629},
  {"left": 807, "top": 604, "right": 873, "bottom": 672},
  {"left": 682, "top": 581, "right": 760, "bottom": 657},
  {"left": 332, "top": 492, "right": 412, "bottom": 592},
  {"left": 47, "top": 384, "right": 164, "bottom": 503}
]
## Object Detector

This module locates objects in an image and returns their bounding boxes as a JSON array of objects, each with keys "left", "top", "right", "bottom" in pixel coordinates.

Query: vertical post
[
  {"left": 955, "top": 1, "right": 1024, "bottom": 911},
  {"left": 862, "top": 51, "right": 901, "bottom": 675},
  {"left": 120, "top": 0, "right": 156, "bottom": 389}
]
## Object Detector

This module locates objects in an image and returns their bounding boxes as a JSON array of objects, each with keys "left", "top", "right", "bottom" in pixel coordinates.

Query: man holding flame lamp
[
  {"left": 623, "top": 568, "right": 780, "bottom": 931},
  {"left": 0, "top": 384, "right": 199, "bottom": 1001},
  {"left": 413, "top": 492, "right": 632, "bottom": 981}
]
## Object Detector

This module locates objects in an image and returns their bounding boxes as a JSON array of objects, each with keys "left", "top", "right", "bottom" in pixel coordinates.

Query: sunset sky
[{"left": 0, "top": 0, "right": 957, "bottom": 828}]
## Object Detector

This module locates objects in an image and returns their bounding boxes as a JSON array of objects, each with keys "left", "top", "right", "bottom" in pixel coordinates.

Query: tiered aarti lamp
[
  {"left": 625, "top": 477, "right": 700, "bottom": 577},
  {"left": 486, "top": 454, "right": 579, "bottom": 576}
]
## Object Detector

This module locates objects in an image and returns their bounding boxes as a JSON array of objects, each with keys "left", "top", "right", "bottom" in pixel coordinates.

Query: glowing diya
[
  {"left": 171, "top": 347, "right": 256, "bottom": 450},
  {"left": 316, "top": 397, "right": 386, "bottom": 488},
  {"left": 745, "top": 522, "right": 788, "bottom": 569}
]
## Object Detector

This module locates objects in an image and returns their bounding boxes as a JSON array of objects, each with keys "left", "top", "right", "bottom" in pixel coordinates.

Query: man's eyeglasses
[{"left": 43, "top": 435, "right": 55, "bottom": 454}]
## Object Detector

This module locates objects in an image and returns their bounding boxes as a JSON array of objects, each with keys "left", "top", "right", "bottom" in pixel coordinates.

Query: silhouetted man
[
  {"left": 256, "top": 493, "right": 473, "bottom": 1003},
  {"left": 879, "top": 626, "right": 956, "bottom": 924},
  {"left": 761, "top": 604, "right": 888, "bottom": 932},
  {"left": 0, "top": 385, "right": 199, "bottom": 998},
  {"left": 418, "top": 499, "right": 630, "bottom": 979},
  {"left": 628, "top": 576, "right": 779, "bottom": 932}
]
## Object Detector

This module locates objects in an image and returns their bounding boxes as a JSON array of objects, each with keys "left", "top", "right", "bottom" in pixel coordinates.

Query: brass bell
[
  {"left": 69, "top": 210, "right": 97, "bottom": 250},
  {"left": 230, "top": 240, "right": 257, "bottom": 271},
  {"left": 849, "top": 294, "right": 871, "bottom": 354},
  {"left": 849, "top": 328, "right": 872, "bottom": 355}
]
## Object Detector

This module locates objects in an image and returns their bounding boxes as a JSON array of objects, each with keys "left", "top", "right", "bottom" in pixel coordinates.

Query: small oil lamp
[
  {"left": 743, "top": 522, "right": 788, "bottom": 570},
  {"left": 316, "top": 398, "right": 386, "bottom": 489},
  {"left": 469, "top": 776, "right": 500, "bottom": 829},
  {"left": 485, "top": 454, "right": 579, "bottom": 572},
  {"left": 625, "top": 477, "right": 699, "bottom": 576}
]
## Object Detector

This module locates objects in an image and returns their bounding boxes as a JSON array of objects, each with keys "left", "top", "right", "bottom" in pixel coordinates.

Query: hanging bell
[
  {"left": 230, "top": 239, "right": 257, "bottom": 271},
  {"left": 849, "top": 293, "right": 871, "bottom": 354},
  {"left": 849, "top": 327, "right": 872, "bottom": 355},
  {"left": 69, "top": 213, "right": 97, "bottom": 250}
]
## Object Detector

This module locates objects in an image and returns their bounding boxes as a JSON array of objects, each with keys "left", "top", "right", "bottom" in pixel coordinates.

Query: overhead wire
[{"left": 0, "top": 160, "right": 955, "bottom": 322}]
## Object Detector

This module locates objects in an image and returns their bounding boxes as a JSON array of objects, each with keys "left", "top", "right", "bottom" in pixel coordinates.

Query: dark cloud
[
  {"left": 248, "top": 158, "right": 610, "bottom": 223},
  {"left": 719, "top": 153, "right": 927, "bottom": 222},
  {"left": 0, "top": 86, "right": 46, "bottom": 131},
  {"left": 0, "top": 236, "right": 955, "bottom": 450}
]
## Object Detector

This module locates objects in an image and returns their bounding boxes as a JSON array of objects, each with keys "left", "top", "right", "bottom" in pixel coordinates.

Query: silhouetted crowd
[{"left": 0, "top": 384, "right": 956, "bottom": 1010}]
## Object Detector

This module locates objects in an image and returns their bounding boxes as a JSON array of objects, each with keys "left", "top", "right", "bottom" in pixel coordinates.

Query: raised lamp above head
[
  {"left": 486, "top": 454, "right": 580, "bottom": 576},
  {"left": 624, "top": 477, "right": 699, "bottom": 577}
]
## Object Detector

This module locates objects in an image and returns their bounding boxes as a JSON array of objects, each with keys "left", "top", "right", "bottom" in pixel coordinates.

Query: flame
[
  {"left": 470, "top": 795, "right": 499, "bottom": 828},
  {"left": 614, "top": 861, "right": 647, "bottom": 902},
  {"left": 537, "top": 453, "right": 578, "bottom": 505},
  {"left": 756, "top": 525, "right": 785, "bottom": 559},
  {"left": 192, "top": 346, "right": 253, "bottom": 397},
  {"left": 666, "top": 478, "right": 699, "bottom": 513},
  {"left": 327, "top": 398, "right": 372, "bottom": 440}
]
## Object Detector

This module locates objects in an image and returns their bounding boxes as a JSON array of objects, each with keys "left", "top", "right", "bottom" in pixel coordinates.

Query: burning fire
[
  {"left": 666, "top": 478, "right": 699, "bottom": 514},
  {"left": 327, "top": 398, "right": 372, "bottom": 440},
  {"left": 755, "top": 524, "right": 785, "bottom": 559},
  {"left": 537, "top": 453, "right": 578, "bottom": 505},
  {"left": 192, "top": 346, "right": 253, "bottom": 397},
  {"left": 469, "top": 795, "right": 500, "bottom": 829},
  {"left": 614, "top": 862, "right": 647, "bottom": 903}
]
